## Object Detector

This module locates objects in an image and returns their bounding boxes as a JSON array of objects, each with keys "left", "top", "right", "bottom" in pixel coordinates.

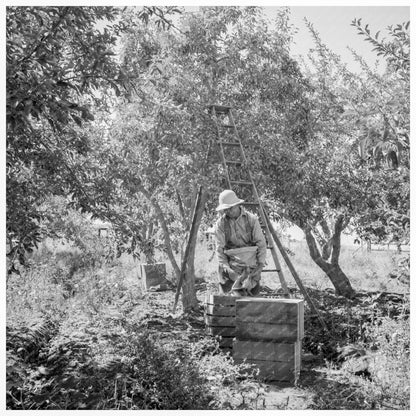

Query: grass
[
  {"left": 194, "top": 236, "right": 407, "bottom": 294},
  {"left": 6, "top": 239, "right": 268, "bottom": 410},
  {"left": 6, "top": 231, "right": 410, "bottom": 410}
]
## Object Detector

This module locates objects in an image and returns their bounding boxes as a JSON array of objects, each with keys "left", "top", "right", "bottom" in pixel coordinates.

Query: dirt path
[
  {"left": 128, "top": 282, "right": 409, "bottom": 410},
  {"left": 133, "top": 287, "right": 323, "bottom": 409}
]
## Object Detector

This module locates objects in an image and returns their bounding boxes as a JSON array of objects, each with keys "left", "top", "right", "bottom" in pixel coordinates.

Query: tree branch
[
  {"left": 136, "top": 181, "right": 181, "bottom": 278},
  {"left": 176, "top": 188, "right": 189, "bottom": 229},
  {"left": 304, "top": 226, "right": 328, "bottom": 269},
  {"left": 330, "top": 214, "right": 344, "bottom": 264},
  {"left": 148, "top": 7, "right": 186, "bottom": 35},
  {"left": 17, "top": 7, "right": 69, "bottom": 67}
]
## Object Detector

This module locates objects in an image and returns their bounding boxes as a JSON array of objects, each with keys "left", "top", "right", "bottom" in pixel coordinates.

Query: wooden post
[{"left": 172, "top": 186, "right": 204, "bottom": 313}]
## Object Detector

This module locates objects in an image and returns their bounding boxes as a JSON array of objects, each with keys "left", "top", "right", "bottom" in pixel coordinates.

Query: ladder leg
[
  {"left": 261, "top": 211, "right": 291, "bottom": 298},
  {"left": 264, "top": 214, "right": 329, "bottom": 332}
]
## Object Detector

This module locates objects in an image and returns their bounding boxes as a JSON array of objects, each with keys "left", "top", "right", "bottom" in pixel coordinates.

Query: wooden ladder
[{"left": 209, "top": 104, "right": 329, "bottom": 331}]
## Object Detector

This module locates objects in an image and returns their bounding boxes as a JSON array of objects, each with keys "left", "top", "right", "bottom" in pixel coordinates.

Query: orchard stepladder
[{"left": 209, "top": 104, "right": 328, "bottom": 332}]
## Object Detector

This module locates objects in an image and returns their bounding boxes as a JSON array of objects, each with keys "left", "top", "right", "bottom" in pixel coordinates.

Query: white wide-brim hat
[{"left": 216, "top": 189, "right": 244, "bottom": 211}]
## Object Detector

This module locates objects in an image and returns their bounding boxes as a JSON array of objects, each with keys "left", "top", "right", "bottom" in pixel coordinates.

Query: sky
[
  {"left": 280, "top": 6, "right": 410, "bottom": 73},
  {"left": 183, "top": 4, "right": 410, "bottom": 74}
]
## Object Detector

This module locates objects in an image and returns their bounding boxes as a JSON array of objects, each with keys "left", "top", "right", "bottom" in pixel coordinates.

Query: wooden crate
[
  {"left": 139, "top": 263, "right": 168, "bottom": 290},
  {"left": 204, "top": 294, "right": 236, "bottom": 349},
  {"left": 233, "top": 358, "right": 300, "bottom": 382},
  {"left": 235, "top": 298, "right": 304, "bottom": 342},
  {"left": 233, "top": 339, "right": 301, "bottom": 362},
  {"left": 205, "top": 294, "right": 236, "bottom": 307},
  {"left": 233, "top": 340, "right": 301, "bottom": 382}
]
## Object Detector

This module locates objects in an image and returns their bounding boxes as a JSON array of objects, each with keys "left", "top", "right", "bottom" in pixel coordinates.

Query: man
[{"left": 214, "top": 189, "right": 267, "bottom": 296}]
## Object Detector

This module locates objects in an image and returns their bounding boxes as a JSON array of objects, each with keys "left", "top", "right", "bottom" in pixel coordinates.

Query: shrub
[
  {"left": 6, "top": 261, "right": 68, "bottom": 323},
  {"left": 187, "top": 337, "right": 266, "bottom": 409},
  {"left": 360, "top": 312, "right": 410, "bottom": 409},
  {"left": 7, "top": 329, "right": 221, "bottom": 410}
]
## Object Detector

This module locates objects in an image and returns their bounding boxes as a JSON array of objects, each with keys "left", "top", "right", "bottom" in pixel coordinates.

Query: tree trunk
[
  {"left": 319, "top": 219, "right": 333, "bottom": 260},
  {"left": 314, "top": 260, "right": 355, "bottom": 299},
  {"left": 137, "top": 183, "right": 181, "bottom": 278},
  {"left": 304, "top": 216, "right": 355, "bottom": 298},
  {"left": 181, "top": 188, "right": 208, "bottom": 313}
]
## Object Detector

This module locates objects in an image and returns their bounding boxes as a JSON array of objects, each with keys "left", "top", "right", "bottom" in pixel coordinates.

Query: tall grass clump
[
  {"left": 7, "top": 329, "right": 209, "bottom": 409},
  {"left": 7, "top": 315, "right": 266, "bottom": 410},
  {"left": 309, "top": 295, "right": 410, "bottom": 410},
  {"left": 360, "top": 301, "right": 410, "bottom": 409},
  {"left": 6, "top": 248, "right": 68, "bottom": 325}
]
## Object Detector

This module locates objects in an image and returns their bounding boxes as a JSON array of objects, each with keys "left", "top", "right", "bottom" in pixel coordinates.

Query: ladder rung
[
  {"left": 230, "top": 180, "right": 252, "bottom": 186},
  {"left": 221, "top": 141, "right": 240, "bottom": 146},
  {"left": 221, "top": 124, "right": 234, "bottom": 128},
  {"left": 225, "top": 160, "right": 242, "bottom": 165},
  {"left": 262, "top": 269, "right": 280, "bottom": 273}
]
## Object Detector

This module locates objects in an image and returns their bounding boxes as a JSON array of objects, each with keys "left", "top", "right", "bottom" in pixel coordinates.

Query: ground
[
  {"left": 130, "top": 280, "right": 409, "bottom": 410},
  {"left": 6, "top": 244, "right": 410, "bottom": 410}
]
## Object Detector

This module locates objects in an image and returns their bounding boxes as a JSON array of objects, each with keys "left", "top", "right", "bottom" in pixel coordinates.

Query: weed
[{"left": 6, "top": 218, "right": 410, "bottom": 410}]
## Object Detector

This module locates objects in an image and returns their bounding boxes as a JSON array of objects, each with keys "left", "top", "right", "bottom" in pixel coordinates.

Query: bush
[
  {"left": 6, "top": 260, "right": 68, "bottom": 323},
  {"left": 360, "top": 313, "right": 410, "bottom": 409},
  {"left": 7, "top": 328, "right": 240, "bottom": 410}
]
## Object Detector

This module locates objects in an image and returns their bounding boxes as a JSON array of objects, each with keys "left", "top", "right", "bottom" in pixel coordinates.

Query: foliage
[
  {"left": 40, "top": 196, "right": 116, "bottom": 265},
  {"left": 6, "top": 6, "right": 411, "bottom": 410},
  {"left": 351, "top": 168, "right": 409, "bottom": 245},
  {"left": 191, "top": 340, "right": 267, "bottom": 409},
  {"left": 6, "top": 6, "right": 124, "bottom": 273},
  {"left": 6, "top": 245, "right": 267, "bottom": 410},
  {"left": 351, "top": 19, "right": 410, "bottom": 81},
  {"left": 300, "top": 289, "right": 410, "bottom": 410},
  {"left": 80, "top": 6, "right": 305, "bottom": 303},
  {"left": 108, "top": 6, "right": 409, "bottom": 296},
  {"left": 359, "top": 314, "right": 410, "bottom": 409},
  {"left": 6, "top": 261, "right": 68, "bottom": 323},
  {"left": 6, "top": 6, "right": 122, "bottom": 130},
  {"left": 7, "top": 324, "right": 266, "bottom": 410},
  {"left": 346, "top": 21, "right": 410, "bottom": 249},
  {"left": 7, "top": 234, "right": 410, "bottom": 410},
  {"left": 6, "top": 5, "right": 183, "bottom": 273},
  {"left": 7, "top": 329, "right": 210, "bottom": 409},
  {"left": 229, "top": 18, "right": 361, "bottom": 295},
  {"left": 255, "top": 16, "right": 410, "bottom": 295}
]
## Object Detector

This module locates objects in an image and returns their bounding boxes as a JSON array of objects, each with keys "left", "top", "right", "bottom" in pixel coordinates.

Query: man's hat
[{"left": 216, "top": 190, "right": 244, "bottom": 211}]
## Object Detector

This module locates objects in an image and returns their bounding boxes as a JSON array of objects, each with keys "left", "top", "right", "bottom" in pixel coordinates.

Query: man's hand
[
  {"left": 224, "top": 265, "right": 239, "bottom": 281},
  {"left": 219, "top": 264, "right": 238, "bottom": 284},
  {"left": 248, "top": 263, "right": 264, "bottom": 281}
]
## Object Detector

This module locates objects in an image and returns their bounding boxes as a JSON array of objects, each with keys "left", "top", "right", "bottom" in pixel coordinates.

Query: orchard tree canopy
[
  {"left": 6, "top": 6, "right": 179, "bottom": 273},
  {"left": 6, "top": 6, "right": 410, "bottom": 298}
]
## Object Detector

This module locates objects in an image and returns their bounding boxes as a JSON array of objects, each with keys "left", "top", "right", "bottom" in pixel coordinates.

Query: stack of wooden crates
[
  {"left": 204, "top": 295, "right": 236, "bottom": 354},
  {"left": 204, "top": 295, "right": 304, "bottom": 383}
]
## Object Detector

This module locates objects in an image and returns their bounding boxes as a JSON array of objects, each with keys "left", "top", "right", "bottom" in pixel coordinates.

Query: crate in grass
[
  {"left": 233, "top": 339, "right": 301, "bottom": 382},
  {"left": 204, "top": 294, "right": 236, "bottom": 349},
  {"left": 139, "top": 263, "right": 170, "bottom": 290},
  {"left": 235, "top": 298, "right": 304, "bottom": 342}
]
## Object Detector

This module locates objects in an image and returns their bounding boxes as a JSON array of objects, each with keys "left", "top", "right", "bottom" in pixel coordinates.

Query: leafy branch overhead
[
  {"left": 6, "top": 6, "right": 183, "bottom": 273},
  {"left": 351, "top": 19, "right": 410, "bottom": 80},
  {"left": 6, "top": 6, "right": 410, "bottom": 295}
]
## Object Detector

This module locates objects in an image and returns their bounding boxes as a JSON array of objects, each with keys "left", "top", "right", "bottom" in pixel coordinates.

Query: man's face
[{"left": 224, "top": 205, "right": 241, "bottom": 219}]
